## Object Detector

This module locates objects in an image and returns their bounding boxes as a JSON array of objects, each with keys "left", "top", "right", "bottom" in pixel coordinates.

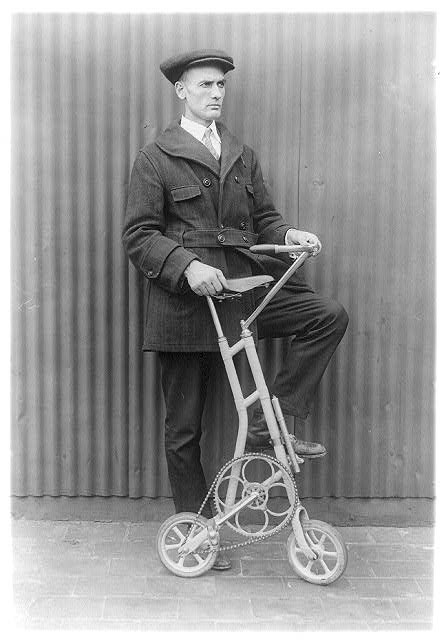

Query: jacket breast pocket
[
  {"left": 170, "top": 184, "right": 205, "bottom": 225},
  {"left": 171, "top": 185, "right": 202, "bottom": 202}
]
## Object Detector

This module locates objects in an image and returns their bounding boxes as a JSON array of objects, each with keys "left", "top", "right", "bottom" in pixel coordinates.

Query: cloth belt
[{"left": 180, "top": 228, "right": 258, "bottom": 248}]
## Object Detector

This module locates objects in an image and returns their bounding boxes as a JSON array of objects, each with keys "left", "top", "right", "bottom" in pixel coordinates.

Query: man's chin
[{"left": 206, "top": 108, "right": 222, "bottom": 119}]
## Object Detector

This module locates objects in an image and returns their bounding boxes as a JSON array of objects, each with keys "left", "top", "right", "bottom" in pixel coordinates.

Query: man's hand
[
  {"left": 184, "top": 260, "right": 228, "bottom": 296},
  {"left": 285, "top": 228, "right": 322, "bottom": 256}
]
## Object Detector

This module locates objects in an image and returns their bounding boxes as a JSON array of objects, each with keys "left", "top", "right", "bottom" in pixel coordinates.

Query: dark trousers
[{"left": 159, "top": 281, "right": 348, "bottom": 516}]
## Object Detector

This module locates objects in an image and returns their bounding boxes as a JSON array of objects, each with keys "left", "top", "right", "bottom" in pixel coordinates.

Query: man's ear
[{"left": 175, "top": 81, "right": 186, "bottom": 100}]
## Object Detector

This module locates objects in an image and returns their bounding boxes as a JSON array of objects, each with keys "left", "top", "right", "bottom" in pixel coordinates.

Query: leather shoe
[
  {"left": 287, "top": 433, "right": 326, "bottom": 458},
  {"left": 245, "top": 410, "right": 326, "bottom": 458},
  {"left": 211, "top": 549, "right": 232, "bottom": 571}
]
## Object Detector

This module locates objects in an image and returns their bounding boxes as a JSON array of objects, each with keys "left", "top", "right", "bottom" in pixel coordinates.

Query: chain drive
[{"left": 187, "top": 453, "right": 299, "bottom": 554}]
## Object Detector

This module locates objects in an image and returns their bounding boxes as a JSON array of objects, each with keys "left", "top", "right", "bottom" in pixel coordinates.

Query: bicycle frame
[
  {"left": 158, "top": 245, "right": 349, "bottom": 580},
  {"left": 202, "top": 249, "right": 317, "bottom": 560},
  {"left": 206, "top": 249, "right": 309, "bottom": 464}
]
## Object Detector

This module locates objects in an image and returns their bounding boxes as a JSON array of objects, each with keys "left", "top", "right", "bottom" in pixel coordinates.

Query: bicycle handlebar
[{"left": 249, "top": 244, "right": 317, "bottom": 255}]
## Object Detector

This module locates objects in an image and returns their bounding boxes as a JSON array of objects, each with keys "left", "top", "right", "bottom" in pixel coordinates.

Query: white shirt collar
[{"left": 180, "top": 115, "right": 221, "bottom": 143}]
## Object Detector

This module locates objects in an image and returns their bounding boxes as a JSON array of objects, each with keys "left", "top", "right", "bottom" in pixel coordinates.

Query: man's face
[{"left": 175, "top": 65, "right": 226, "bottom": 126}]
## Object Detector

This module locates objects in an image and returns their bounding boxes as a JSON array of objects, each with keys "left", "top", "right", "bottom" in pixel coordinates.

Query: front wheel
[{"left": 287, "top": 519, "right": 348, "bottom": 585}]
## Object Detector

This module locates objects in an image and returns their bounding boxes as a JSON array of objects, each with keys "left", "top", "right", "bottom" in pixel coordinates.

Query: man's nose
[{"left": 211, "top": 84, "right": 223, "bottom": 99}]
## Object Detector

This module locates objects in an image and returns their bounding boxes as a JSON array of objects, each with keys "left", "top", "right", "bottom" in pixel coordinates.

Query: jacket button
[
  {"left": 203, "top": 178, "right": 212, "bottom": 187},
  {"left": 217, "top": 234, "right": 225, "bottom": 243},
  {"left": 234, "top": 175, "right": 239, "bottom": 183},
  {"left": 240, "top": 220, "right": 247, "bottom": 230}
]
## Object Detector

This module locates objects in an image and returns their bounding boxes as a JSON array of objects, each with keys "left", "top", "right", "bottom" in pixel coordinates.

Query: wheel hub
[
  {"left": 313, "top": 546, "right": 323, "bottom": 560},
  {"left": 242, "top": 482, "right": 267, "bottom": 509}
]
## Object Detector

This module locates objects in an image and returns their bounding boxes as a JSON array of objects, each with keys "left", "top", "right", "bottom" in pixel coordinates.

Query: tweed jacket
[{"left": 122, "top": 120, "right": 294, "bottom": 351}]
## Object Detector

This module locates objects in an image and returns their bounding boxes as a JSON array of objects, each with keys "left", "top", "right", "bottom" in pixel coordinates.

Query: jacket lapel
[
  {"left": 217, "top": 123, "right": 244, "bottom": 181},
  {"left": 156, "top": 121, "right": 221, "bottom": 177},
  {"left": 156, "top": 121, "right": 244, "bottom": 180}
]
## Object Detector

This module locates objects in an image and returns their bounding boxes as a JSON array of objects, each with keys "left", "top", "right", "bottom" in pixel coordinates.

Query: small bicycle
[{"left": 157, "top": 244, "right": 348, "bottom": 585}]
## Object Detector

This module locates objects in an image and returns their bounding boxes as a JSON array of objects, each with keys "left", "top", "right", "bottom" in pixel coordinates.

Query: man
[{"left": 123, "top": 49, "right": 348, "bottom": 570}]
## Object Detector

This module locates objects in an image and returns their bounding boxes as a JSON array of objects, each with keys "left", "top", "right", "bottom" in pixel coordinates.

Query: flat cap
[{"left": 160, "top": 49, "right": 234, "bottom": 84}]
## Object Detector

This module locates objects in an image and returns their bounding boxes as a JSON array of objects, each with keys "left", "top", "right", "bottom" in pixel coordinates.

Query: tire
[
  {"left": 287, "top": 519, "right": 348, "bottom": 585},
  {"left": 157, "top": 512, "right": 218, "bottom": 578}
]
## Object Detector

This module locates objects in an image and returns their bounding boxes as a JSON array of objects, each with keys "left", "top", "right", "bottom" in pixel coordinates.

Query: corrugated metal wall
[
  {"left": 298, "top": 13, "right": 436, "bottom": 498},
  {"left": 11, "top": 13, "right": 435, "bottom": 500}
]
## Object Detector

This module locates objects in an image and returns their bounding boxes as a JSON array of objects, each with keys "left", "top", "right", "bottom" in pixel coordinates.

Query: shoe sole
[
  {"left": 211, "top": 562, "right": 232, "bottom": 571},
  {"left": 298, "top": 451, "right": 327, "bottom": 459},
  {"left": 245, "top": 444, "right": 327, "bottom": 459}
]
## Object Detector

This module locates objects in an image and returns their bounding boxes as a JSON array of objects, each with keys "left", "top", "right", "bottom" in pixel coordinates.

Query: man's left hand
[{"left": 285, "top": 228, "right": 322, "bottom": 255}]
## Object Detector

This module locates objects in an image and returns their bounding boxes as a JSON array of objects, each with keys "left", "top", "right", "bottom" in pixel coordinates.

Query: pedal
[{"left": 207, "top": 521, "right": 219, "bottom": 548}]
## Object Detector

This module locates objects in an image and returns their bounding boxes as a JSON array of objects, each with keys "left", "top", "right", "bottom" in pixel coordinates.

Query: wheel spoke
[
  {"left": 192, "top": 553, "right": 204, "bottom": 564},
  {"left": 318, "top": 558, "right": 330, "bottom": 574},
  {"left": 172, "top": 526, "right": 185, "bottom": 543},
  {"left": 322, "top": 550, "right": 338, "bottom": 558},
  {"left": 165, "top": 542, "right": 182, "bottom": 550}
]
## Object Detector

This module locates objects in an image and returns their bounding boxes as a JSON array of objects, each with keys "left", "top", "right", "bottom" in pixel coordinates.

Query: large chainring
[{"left": 213, "top": 453, "right": 298, "bottom": 544}]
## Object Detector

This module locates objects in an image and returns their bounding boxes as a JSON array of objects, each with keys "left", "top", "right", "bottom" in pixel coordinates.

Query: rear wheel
[
  {"left": 157, "top": 512, "right": 218, "bottom": 578},
  {"left": 287, "top": 519, "right": 348, "bottom": 585}
]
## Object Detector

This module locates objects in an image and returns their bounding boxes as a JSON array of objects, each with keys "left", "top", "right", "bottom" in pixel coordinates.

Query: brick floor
[{"left": 10, "top": 519, "right": 434, "bottom": 631}]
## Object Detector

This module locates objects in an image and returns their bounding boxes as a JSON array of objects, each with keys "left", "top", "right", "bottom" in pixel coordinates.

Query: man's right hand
[{"left": 184, "top": 260, "right": 228, "bottom": 296}]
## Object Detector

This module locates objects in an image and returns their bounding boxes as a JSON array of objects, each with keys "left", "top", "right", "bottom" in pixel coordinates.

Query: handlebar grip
[{"left": 249, "top": 244, "right": 316, "bottom": 255}]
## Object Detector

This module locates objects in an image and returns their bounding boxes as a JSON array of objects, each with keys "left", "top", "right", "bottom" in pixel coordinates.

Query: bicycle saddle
[
  {"left": 225, "top": 275, "right": 274, "bottom": 292},
  {"left": 212, "top": 275, "right": 274, "bottom": 299}
]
